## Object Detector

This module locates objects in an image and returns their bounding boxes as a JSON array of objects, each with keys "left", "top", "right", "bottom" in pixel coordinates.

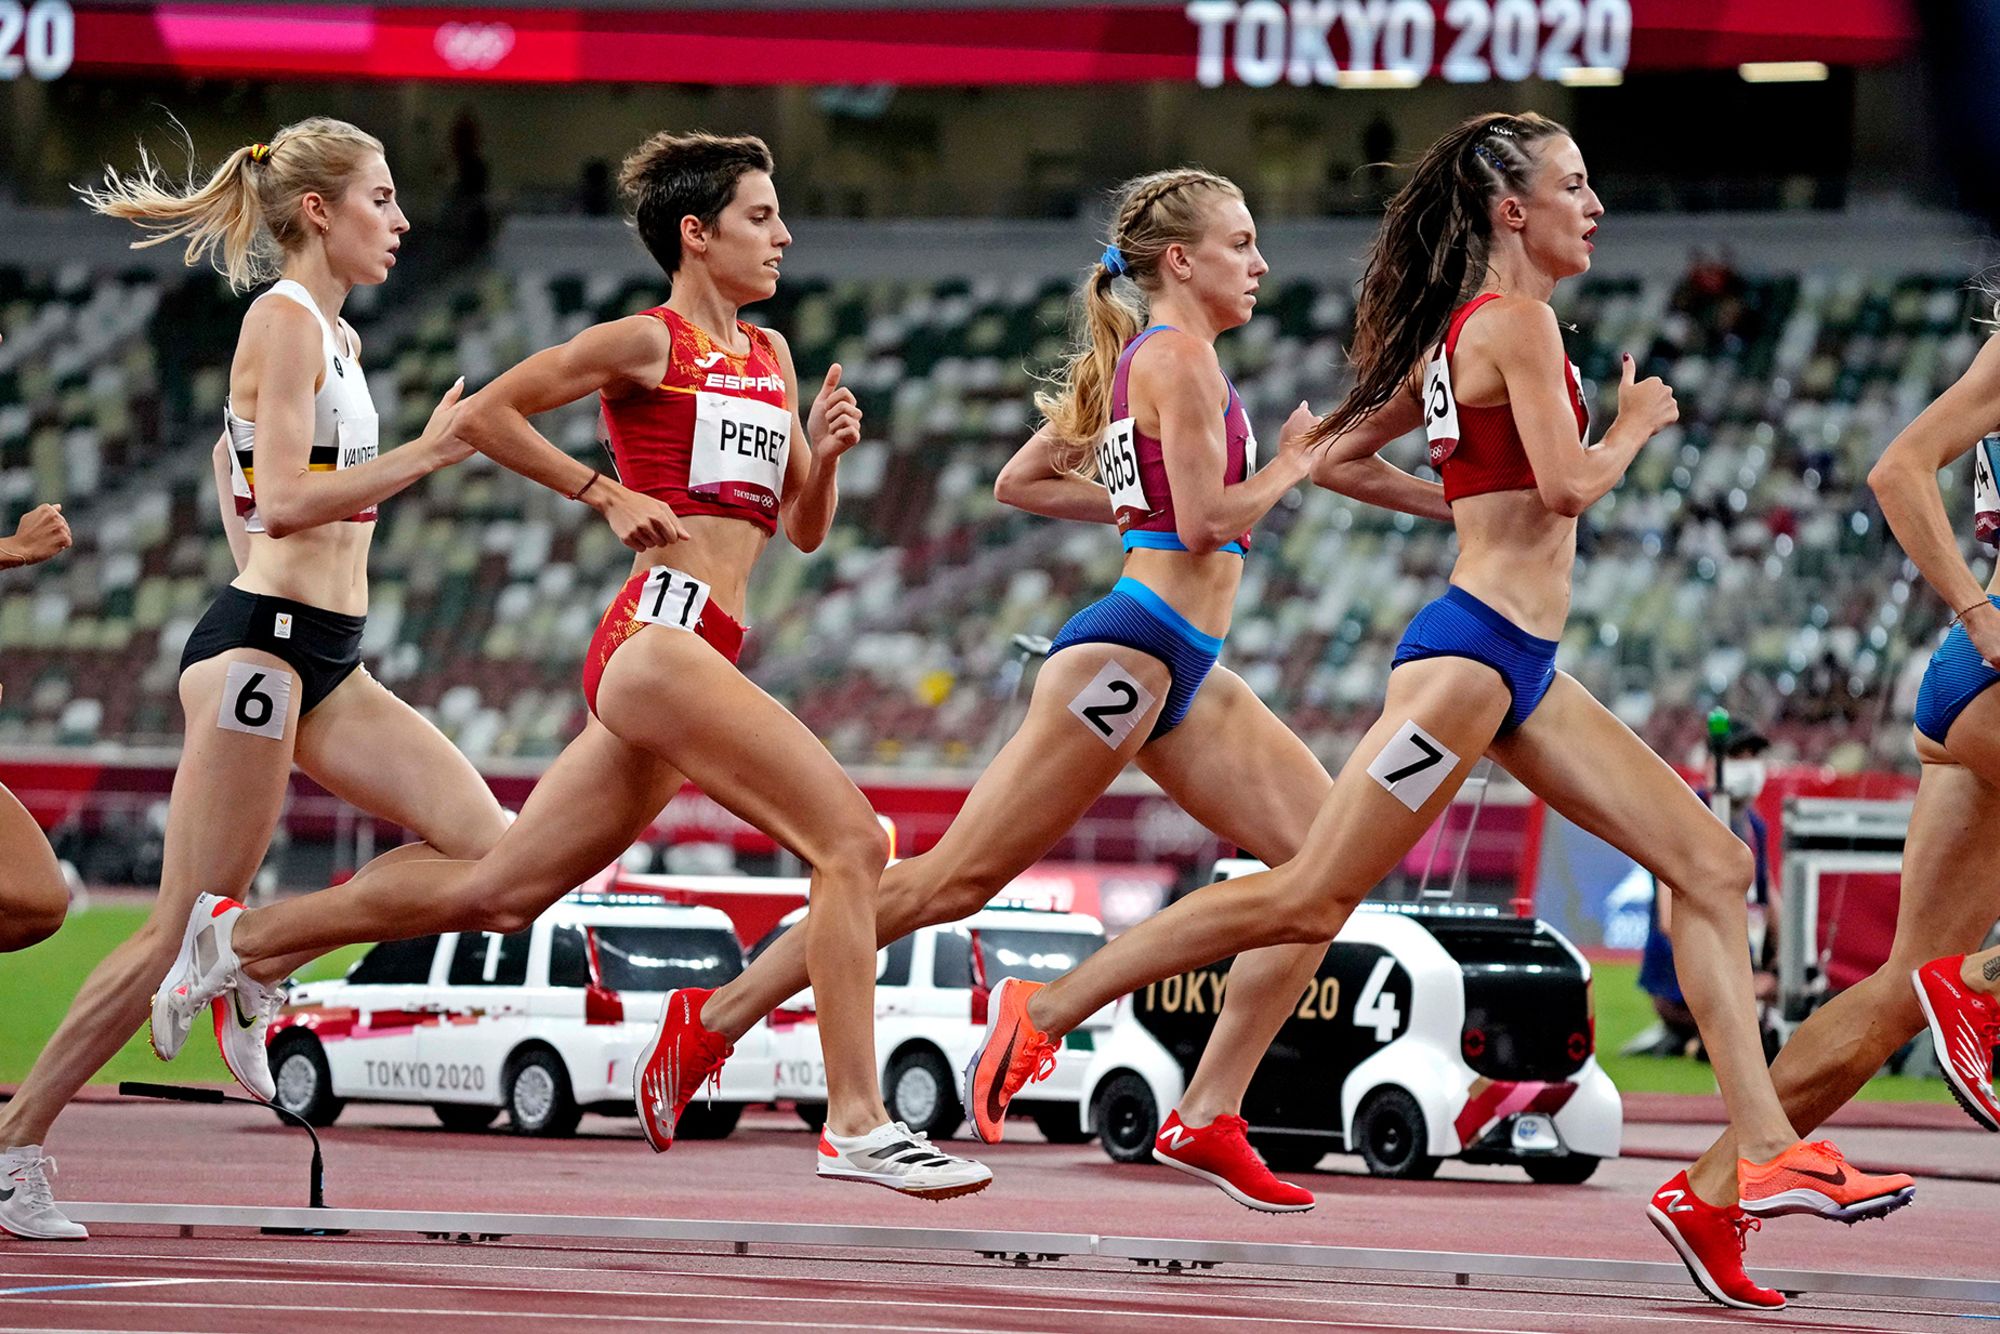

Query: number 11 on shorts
[{"left": 635, "top": 566, "right": 711, "bottom": 633}]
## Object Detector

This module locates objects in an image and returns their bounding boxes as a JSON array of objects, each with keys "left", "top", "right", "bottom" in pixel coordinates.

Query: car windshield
[
  {"left": 974, "top": 928, "right": 1100, "bottom": 985},
  {"left": 593, "top": 926, "right": 743, "bottom": 992}
]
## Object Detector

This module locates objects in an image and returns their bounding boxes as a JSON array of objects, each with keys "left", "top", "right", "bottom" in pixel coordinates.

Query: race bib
[
  {"left": 1975, "top": 436, "right": 2000, "bottom": 546},
  {"left": 1241, "top": 418, "right": 1259, "bottom": 474},
  {"left": 218, "top": 661, "right": 292, "bottom": 740},
  {"left": 1422, "top": 339, "right": 1460, "bottom": 469},
  {"left": 336, "top": 415, "right": 379, "bottom": 470},
  {"left": 633, "top": 565, "right": 711, "bottom": 633},
  {"left": 690, "top": 392, "right": 791, "bottom": 513},
  {"left": 1566, "top": 359, "right": 1590, "bottom": 435},
  {"left": 1097, "top": 417, "right": 1150, "bottom": 517}
]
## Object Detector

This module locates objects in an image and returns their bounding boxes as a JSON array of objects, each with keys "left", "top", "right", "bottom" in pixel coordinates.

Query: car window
[
  {"left": 975, "top": 928, "right": 1101, "bottom": 985},
  {"left": 548, "top": 923, "right": 589, "bottom": 989},
  {"left": 447, "top": 929, "right": 532, "bottom": 987},
  {"left": 747, "top": 921, "right": 911, "bottom": 986},
  {"left": 345, "top": 935, "right": 441, "bottom": 986},
  {"left": 932, "top": 928, "right": 971, "bottom": 989},
  {"left": 593, "top": 926, "right": 744, "bottom": 992}
]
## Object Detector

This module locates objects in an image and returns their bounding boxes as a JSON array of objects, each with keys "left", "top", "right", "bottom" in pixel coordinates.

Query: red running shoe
[
  {"left": 634, "top": 988, "right": 733, "bottom": 1153},
  {"left": 1912, "top": 955, "right": 2000, "bottom": 1133},
  {"left": 1646, "top": 1170, "right": 1785, "bottom": 1311},
  {"left": 1152, "top": 1111, "right": 1314, "bottom": 1213},
  {"left": 963, "top": 977, "right": 1058, "bottom": 1144}
]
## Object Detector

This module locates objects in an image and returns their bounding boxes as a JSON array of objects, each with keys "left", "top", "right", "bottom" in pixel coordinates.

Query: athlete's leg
[
  {"left": 595, "top": 630, "right": 897, "bottom": 1137},
  {"left": 1486, "top": 672, "right": 1793, "bottom": 1161},
  {"left": 0, "top": 651, "right": 302, "bottom": 1149},
  {"left": 1027, "top": 657, "right": 1511, "bottom": 1036},
  {"left": 1134, "top": 667, "right": 1333, "bottom": 1125},
  {"left": 230, "top": 715, "right": 684, "bottom": 979},
  {"left": 0, "top": 781, "right": 68, "bottom": 953},
  {"left": 698, "top": 644, "right": 1173, "bottom": 1042},
  {"left": 1685, "top": 705, "right": 2000, "bottom": 1203}
]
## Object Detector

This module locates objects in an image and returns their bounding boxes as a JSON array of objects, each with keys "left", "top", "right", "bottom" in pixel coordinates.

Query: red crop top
[{"left": 1423, "top": 293, "right": 1589, "bottom": 505}]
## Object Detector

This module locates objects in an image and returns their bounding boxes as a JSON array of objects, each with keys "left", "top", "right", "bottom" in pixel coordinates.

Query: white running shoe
[
  {"left": 211, "top": 971, "right": 284, "bottom": 1102},
  {"left": 150, "top": 893, "right": 244, "bottom": 1061},
  {"left": 816, "top": 1121, "right": 992, "bottom": 1200},
  {"left": 0, "top": 1145, "right": 88, "bottom": 1240}
]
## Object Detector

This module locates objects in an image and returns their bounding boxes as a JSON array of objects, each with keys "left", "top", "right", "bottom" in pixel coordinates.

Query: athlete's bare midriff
[
  {"left": 1445, "top": 488, "right": 1578, "bottom": 638},
  {"left": 626, "top": 513, "right": 771, "bottom": 622},
  {"left": 1119, "top": 546, "right": 1244, "bottom": 640},
  {"left": 233, "top": 525, "right": 373, "bottom": 617}
]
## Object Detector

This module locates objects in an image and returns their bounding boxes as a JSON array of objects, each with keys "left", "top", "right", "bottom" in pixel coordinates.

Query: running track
[{"left": 1, "top": 1098, "right": 1992, "bottom": 1333}]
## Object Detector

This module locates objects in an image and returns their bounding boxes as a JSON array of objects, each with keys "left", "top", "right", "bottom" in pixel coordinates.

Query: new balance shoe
[
  {"left": 634, "top": 987, "right": 733, "bottom": 1152},
  {"left": 0, "top": 1145, "right": 88, "bottom": 1241},
  {"left": 211, "top": 970, "right": 284, "bottom": 1102},
  {"left": 817, "top": 1120, "right": 992, "bottom": 1199},
  {"left": 1646, "top": 1169, "right": 1784, "bottom": 1310},
  {"left": 1152, "top": 1111, "right": 1314, "bottom": 1213},
  {"left": 1737, "top": 1140, "right": 1914, "bottom": 1222},
  {"left": 150, "top": 893, "right": 244, "bottom": 1060},
  {"left": 1912, "top": 955, "right": 2000, "bottom": 1133},
  {"left": 963, "top": 977, "right": 1058, "bottom": 1144}
]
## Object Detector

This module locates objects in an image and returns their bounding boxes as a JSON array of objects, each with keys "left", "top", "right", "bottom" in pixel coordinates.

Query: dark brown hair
[
  {"left": 1308, "top": 111, "right": 1570, "bottom": 446},
  {"left": 618, "top": 131, "right": 774, "bottom": 277}
]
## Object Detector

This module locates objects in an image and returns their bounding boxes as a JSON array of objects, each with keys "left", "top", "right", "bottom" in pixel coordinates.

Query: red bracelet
[{"left": 567, "top": 470, "right": 601, "bottom": 503}]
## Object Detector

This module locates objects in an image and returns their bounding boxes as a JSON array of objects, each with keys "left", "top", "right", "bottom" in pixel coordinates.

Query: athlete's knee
[
  {"left": 807, "top": 817, "right": 891, "bottom": 887},
  {"left": 1676, "top": 835, "right": 1756, "bottom": 913}
]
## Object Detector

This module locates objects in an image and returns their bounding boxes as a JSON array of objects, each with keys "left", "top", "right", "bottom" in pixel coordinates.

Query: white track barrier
[{"left": 59, "top": 1203, "right": 2000, "bottom": 1304}]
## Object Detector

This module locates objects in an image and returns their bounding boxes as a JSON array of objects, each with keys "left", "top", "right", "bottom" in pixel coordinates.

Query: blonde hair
[
  {"left": 78, "top": 117, "right": 385, "bottom": 292},
  {"left": 1035, "top": 168, "right": 1242, "bottom": 479}
]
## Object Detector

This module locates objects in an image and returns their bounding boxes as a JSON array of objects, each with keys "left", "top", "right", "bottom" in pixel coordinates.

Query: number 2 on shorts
[
  {"left": 217, "top": 661, "right": 292, "bottom": 740},
  {"left": 635, "top": 566, "right": 711, "bottom": 632},
  {"left": 1068, "top": 660, "right": 1157, "bottom": 749}
]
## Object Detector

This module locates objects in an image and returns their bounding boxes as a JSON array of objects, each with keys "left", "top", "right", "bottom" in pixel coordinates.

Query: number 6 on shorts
[{"left": 218, "top": 661, "right": 292, "bottom": 740}]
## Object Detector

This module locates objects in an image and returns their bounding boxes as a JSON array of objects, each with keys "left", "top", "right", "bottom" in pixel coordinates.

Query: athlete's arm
[
  {"left": 994, "top": 426, "right": 1115, "bottom": 523},
  {"left": 210, "top": 428, "right": 250, "bottom": 572},
  {"left": 1869, "top": 333, "right": 2000, "bottom": 664},
  {"left": 243, "top": 301, "right": 467, "bottom": 539},
  {"left": 0, "top": 503, "right": 69, "bottom": 570},
  {"left": 769, "top": 329, "right": 856, "bottom": 554},
  {"left": 455, "top": 315, "right": 689, "bottom": 550},
  {"left": 1483, "top": 299, "right": 1674, "bottom": 518},
  {"left": 1309, "top": 391, "right": 1452, "bottom": 522},
  {"left": 1143, "top": 333, "right": 1313, "bottom": 553}
]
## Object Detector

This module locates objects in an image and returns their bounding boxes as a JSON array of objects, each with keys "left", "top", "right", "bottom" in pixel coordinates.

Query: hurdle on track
[{"left": 57, "top": 1202, "right": 2000, "bottom": 1305}]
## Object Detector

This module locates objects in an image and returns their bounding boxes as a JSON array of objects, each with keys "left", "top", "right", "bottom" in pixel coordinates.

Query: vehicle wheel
[
  {"left": 1524, "top": 1154, "right": 1600, "bottom": 1185},
  {"left": 884, "top": 1046, "right": 964, "bottom": 1139},
  {"left": 1354, "top": 1087, "right": 1440, "bottom": 1180},
  {"left": 675, "top": 1102, "right": 743, "bottom": 1140},
  {"left": 1248, "top": 1133, "right": 1328, "bottom": 1173},
  {"left": 1092, "top": 1073, "right": 1159, "bottom": 1164},
  {"left": 795, "top": 1101, "right": 828, "bottom": 1131},
  {"left": 433, "top": 1103, "right": 500, "bottom": 1133},
  {"left": 505, "top": 1048, "right": 582, "bottom": 1138},
  {"left": 270, "top": 1033, "right": 343, "bottom": 1128},
  {"left": 1030, "top": 1105, "right": 1094, "bottom": 1144}
]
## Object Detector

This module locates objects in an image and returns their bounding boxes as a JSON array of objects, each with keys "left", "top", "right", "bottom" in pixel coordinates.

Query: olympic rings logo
[{"left": 434, "top": 22, "right": 515, "bottom": 72}]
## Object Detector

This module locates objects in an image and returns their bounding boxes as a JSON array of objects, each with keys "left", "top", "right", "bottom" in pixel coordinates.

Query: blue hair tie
[{"left": 1100, "top": 244, "right": 1128, "bottom": 276}]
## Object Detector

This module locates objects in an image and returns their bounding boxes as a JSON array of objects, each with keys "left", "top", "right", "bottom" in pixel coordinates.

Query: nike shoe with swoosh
[
  {"left": 212, "top": 970, "right": 283, "bottom": 1101},
  {"left": 0, "top": 1145, "right": 88, "bottom": 1240},
  {"left": 963, "top": 976, "right": 1058, "bottom": 1144},
  {"left": 634, "top": 987, "right": 733, "bottom": 1152},
  {"left": 150, "top": 893, "right": 244, "bottom": 1061},
  {"left": 1911, "top": 955, "right": 2000, "bottom": 1133},
  {"left": 1646, "top": 1169, "right": 1784, "bottom": 1310},
  {"left": 1737, "top": 1139, "right": 1915, "bottom": 1222},
  {"left": 1152, "top": 1111, "right": 1315, "bottom": 1213},
  {"left": 817, "top": 1120, "right": 992, "bottom": 1199}
]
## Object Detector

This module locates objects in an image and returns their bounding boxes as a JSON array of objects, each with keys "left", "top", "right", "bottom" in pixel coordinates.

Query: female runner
[
  {"left": 0, "top": 117, "right": 506, "bottom": 1243},
  {"left": 156, "top": 131, "right": 994, "bottom": 1199},
  {"left": 960, "top": 113, "right": 1916, "bottom": 1236},
  {"left": 651, "top": 167, "right": 1451, "bottom": 1212},
  {"left": 1655, "top": 318, "right": 2000, "bottom": 1309},
  {"left": 0, "top": 499, "right": 75, "bottom": 953}
]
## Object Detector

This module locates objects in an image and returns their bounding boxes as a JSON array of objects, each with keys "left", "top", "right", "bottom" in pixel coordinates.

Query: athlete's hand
[
  {"left": 2, "top": 503, "right": 71, "bottom": 568},
  {"left": 592, "top": 479, "right": 691, "bottom": 550},
  {"left": 1964, "top": 602, "right": 2000, "bottom": 672},
  {"left": 1276, "top": 401, "right": 1325, "bottom": 470},
  {"left": 807, "top": 364, "right": 862, "bottom": 460},
  {"left": 1612, "top": 354, "right": 1678, "bottom": 441},
  {"left": 417, "top": 377, "right": 473, "bottom": 468}
]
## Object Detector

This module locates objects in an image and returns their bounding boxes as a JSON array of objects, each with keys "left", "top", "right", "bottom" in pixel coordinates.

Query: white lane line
[{"left": 0, "top": 1278, "right": 199, "bottom": 1298}]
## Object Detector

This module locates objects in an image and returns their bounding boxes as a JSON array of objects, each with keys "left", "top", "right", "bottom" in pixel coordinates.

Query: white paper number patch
[
  {"left": 1366, "top": 719, "right": 1459, "bottom": 812},
  {"left": 1096, "top": 417, "right": 1150, "bottom": 518},
  {"left": 1068, "top": 660, "right": 1157, "bottom": 750},
  {"left": 1422, "top": 339, "right": 1460, "bottom": 468},
  {"left": 634, "top": 565, "right": 711, "bottom": 632},
  {"left": 218, "top": 661, "right": 292, "bottom": 740}
]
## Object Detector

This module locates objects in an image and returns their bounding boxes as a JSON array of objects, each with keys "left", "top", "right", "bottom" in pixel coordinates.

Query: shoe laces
[
  {"left": 1729, "top": 1211, "right": 1761, "bottom": 1255},
  {"left": 893, "top": 1122, "right": 966, "bottom": 1165},
  {"left": 1801, "top": 1139, "right": 1846, "bottom": 1167},
  {"left": 11, "top": 1154, "right": 58, "bottom": 1213},
  {"left": 1021, "top": 1034, "right": 1058, "bottom": 1086}
]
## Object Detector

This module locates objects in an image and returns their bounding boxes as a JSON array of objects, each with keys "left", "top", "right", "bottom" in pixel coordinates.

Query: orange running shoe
[
  {"left": 1737, "top": 1140, "right": 1914, "bottom": 1222},
  {"left": 963, "top": 977, "right": 1059, "bottom": 1144}
]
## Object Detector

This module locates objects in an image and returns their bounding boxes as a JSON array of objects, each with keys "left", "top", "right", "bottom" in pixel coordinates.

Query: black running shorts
[{"left": 179, "top": 587, "right": 366, "bottom": 716}]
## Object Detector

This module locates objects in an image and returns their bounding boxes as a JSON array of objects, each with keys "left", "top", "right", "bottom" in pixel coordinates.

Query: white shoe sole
[
  {"left": 150, "top": 897, "right": 221, "bottom": 1062},
  {"left": 1152, "top": 1147, "right": 1315, "bottom": 1213},
  {"left": 817, "top": 1164, "right": 992, "bottom": 1200},
  {"left": 1912, "top": 969, "right": 2000, "bottom": 1133},
  {"left": 633, "top": 990, "right": 678, "bottom": 1153},
  {"left": 1644, "top": 1204, "right": 1783, "bottom": 1310},
  {"left": 962, "top": 978, "right": 1026, "bottom": 1146},
  {"left": 214, "top": 994, "right": 275, "bottom": 1102},
  {"left": 0, "top": 1219, "right": 90, "bottom": 1241},
  {"left": 1738, "top": 1184, "right": 1915, "bottom": 1221}
]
